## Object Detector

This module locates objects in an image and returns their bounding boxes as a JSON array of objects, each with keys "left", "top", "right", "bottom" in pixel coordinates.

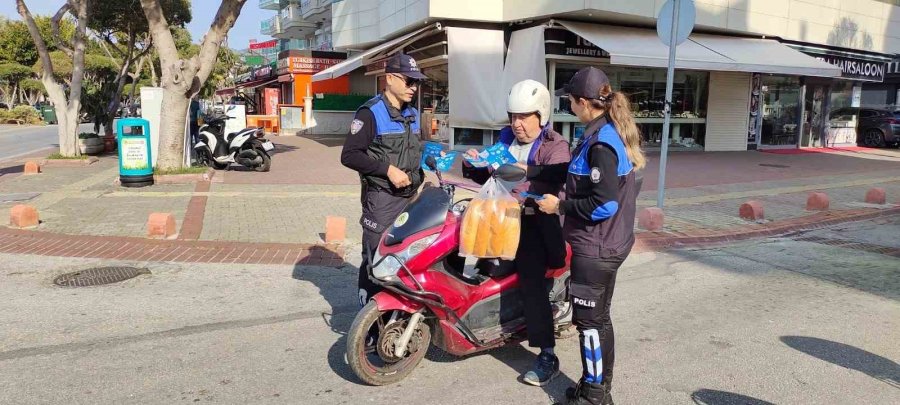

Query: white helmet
[{"left": 507, "top": 79, "right": 551, "bottom": 126}]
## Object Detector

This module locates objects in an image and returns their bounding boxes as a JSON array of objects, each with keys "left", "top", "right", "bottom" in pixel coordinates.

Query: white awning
[
  {"left": 558, "top": 21, "right": 842, "bottom": 78},
  {"left": 312, "top": 25, "right": 439, "bottom": 82}
]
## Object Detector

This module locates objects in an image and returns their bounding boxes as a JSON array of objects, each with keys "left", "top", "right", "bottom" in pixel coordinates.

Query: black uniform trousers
[
  {"left": 358, "top": 183, "right": 411, "bottom": 307},
  {"left": 516, "top": 210, "right": 567, "bottom": 349},
  {"left": 569, "top": 252, "right": 627, "bottom": 385}
]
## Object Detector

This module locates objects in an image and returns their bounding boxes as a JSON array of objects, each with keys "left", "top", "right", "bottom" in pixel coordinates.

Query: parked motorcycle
[
  {"left": 194, "top": 109, "right": 273, "bottom": 172},
  {"left": 346, "top": 156, "right": 573, "bottom": 385}
]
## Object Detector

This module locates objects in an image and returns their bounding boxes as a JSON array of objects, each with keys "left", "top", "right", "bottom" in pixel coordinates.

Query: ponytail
[{"left": 589, "top": 85, "right": 647, "bottom": 170}]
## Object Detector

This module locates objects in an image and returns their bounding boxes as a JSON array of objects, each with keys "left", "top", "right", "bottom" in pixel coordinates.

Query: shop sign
[
  {"left": 252, "top": 64, "right": 273, "bottom": 79},
  {"left": 244, "top": 55, "right": 265, "bottom": 66},
  {"left": 886, "top": 59, "right": 900, "bottom": 76},
  {"left": 813, "top": 54, "right": 885, "bottom": 82},
  {"left": 250, "top": 39, "right": 278, "bottom": 50},
  {"left": 545, "top": 30, "right": 610, "bottom": 58},
  {"left": 278, "top": 56, "right": 342, "bottom": 74},
  {"left": 747, "top": 73, "right": 762, "bottom": 148}
]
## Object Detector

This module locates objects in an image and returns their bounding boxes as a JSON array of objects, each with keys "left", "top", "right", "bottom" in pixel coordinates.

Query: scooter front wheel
[{"left": 346, "top": 301, "right": 431, "bottom": 386}]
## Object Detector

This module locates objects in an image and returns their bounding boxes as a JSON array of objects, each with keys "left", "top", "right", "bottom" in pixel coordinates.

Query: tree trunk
[
  {"left": 156, "top": 87, "right": 190, "bottom": 169},
  {"left": 149, "top": 61, "right": 158, "bottom": 87}
]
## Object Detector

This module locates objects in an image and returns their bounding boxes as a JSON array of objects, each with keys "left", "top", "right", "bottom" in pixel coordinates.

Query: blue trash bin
[{"left": 116, "top": 118, "right": 154, "bottom": 187}]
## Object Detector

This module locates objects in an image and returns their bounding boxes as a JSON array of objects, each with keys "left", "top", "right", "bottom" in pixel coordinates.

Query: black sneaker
[
  {"left": 522, "top": 351, "right": 560, "bottom": 386},
  {"left": 560, "top": 381, "right": 613, "bottom": 405}
]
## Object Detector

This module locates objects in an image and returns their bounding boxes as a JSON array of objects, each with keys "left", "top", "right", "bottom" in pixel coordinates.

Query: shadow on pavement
[
  {"left": 300, "top": 133, "right": 347, "bottom": 148},
  {"left": 690, "top": 389, "right": 775, "bottom": 405},
  {"left": 0, "top": 164, "right": 23, "bottom": 179},
  {"left": 290, "top": 246, "right": 361, "bottom": 384},
  {"left": 780, "top": 336, "right": 900, "bottom": 388}
]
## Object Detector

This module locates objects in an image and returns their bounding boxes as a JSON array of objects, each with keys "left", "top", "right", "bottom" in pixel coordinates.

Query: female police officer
[
  {"left": 340, "top": 53, "right": 428, "bottom": 307},
  {"left": 535, "top": 67, "right": 646, "bottom": 405}
]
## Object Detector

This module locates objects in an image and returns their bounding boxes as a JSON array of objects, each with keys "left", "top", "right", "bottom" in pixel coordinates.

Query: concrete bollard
[
  {"left": 325, "top": 216, "right": 347, "bottom": 243},
  {"left": 147, "top": 213, "right": 177, "bottom": 239},
  {"left": 23, "top": 161, "right": 41, "bottom": 175},
  {"left": 806, "top": 192, "right": 830, "bottom": 211},
  {"left": 637, "top": 207, "right": 665, "bottom": 231},
  {"left": 739, "top": 200, "right": 765, "bottom": 221},
  {"left": 9, "top": 204, "right": 39, "bottom": 228},
  {"left": 864, "top": 188, "right": 886, "bottom": 205}
]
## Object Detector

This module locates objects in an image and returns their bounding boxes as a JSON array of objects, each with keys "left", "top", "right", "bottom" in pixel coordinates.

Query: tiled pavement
[{"left": 1, "top": 136, "right": 899, "bottom": 263}]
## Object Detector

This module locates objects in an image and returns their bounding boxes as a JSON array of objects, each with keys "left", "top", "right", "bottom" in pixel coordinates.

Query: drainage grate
[
  {"left": 53, "top": 266, "right": 150, "bottom": 287},
  {"left": 759, "top": 163, "right": 791, "bottom": 168}
]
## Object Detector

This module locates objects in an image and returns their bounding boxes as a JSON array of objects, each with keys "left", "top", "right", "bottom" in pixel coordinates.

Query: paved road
[
  {"left": 0, "top": 217, "right": 897, "bottom": 404},
  {"left": 0, "top": 123, "right": 96, "bottom": 161}
]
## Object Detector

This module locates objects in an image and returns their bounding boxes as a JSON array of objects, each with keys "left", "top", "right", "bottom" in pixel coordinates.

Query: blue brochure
[
  {"left": 519, "top": 192, "right": 546, "bottom": 201},
  {"left": 421, "top": 142, "right": 458, "bottom": 172},
  {"left": 462, "top": 143, "right": 517, "bottom": 169}
]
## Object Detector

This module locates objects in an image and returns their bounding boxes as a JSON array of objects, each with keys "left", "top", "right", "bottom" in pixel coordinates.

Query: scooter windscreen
[{"left": 383, "top": 187, "right": 450, "bottom": 246}]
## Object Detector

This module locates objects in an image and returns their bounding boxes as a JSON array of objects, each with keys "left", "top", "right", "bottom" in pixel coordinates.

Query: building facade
[{"left": 313, "top": 0, "right": 900, "bottom": 151}]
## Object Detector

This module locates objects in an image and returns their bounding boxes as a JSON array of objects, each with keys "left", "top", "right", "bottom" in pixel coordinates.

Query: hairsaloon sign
[{"left": 813, "top": 54, "right": 886, "bottom": 82}]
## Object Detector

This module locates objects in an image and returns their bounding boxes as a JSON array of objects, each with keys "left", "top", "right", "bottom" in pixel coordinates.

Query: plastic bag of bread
[{"left": 459, "top": 177, "right": 521, "bottom": 259}]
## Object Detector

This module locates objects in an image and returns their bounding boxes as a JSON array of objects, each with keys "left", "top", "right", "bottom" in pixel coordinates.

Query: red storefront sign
[
  {"left": 250, "top": 39, "right": 278, "bottom": 50},
  {"left": 277, "top": 57, "right": 343, "bottom": 74}
]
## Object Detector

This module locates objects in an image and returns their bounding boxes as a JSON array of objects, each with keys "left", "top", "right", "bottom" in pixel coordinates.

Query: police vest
[
  {"left": 359, "top": 95, "right": 423, "bottom": 196},
  {"left": 565, "top": 122, "right": 639, "bottom": 258}
]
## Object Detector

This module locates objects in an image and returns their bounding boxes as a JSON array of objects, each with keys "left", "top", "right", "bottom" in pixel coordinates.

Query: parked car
[{"left": 830, "top": 107, "right": 900, "bottom": 148}]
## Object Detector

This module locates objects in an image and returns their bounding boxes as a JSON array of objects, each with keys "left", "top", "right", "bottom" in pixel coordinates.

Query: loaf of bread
[
  {"left": 459, "top": 199, "right": 483, "bottom": 256},
  {"left": 460, "top": 198, "right": 521, "bottom": 259}
]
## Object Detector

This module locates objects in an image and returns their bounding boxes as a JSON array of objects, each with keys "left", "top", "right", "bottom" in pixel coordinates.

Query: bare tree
[
  {"left": 140, "top": 0, "right": 246, "bottom": 169},
  {"left": 16, "top": 0, "right": 89, "bottom": 157}
]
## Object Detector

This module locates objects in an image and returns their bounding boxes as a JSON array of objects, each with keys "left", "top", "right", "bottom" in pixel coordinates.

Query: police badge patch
[
  {"left": 590, "top": 167, "right": 601, "bottom": 183},
  {"left": 350, "top": 119, "right": 364, "bottom": 134}
]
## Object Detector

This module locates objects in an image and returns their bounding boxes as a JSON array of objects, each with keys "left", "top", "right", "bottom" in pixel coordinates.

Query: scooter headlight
[{"left": 371, "top": 234, "right": 439, "bottom": 281}]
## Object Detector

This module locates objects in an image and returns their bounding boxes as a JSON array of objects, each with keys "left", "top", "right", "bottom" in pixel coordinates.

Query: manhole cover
[
  {"left": 759, "top": 163, "right": 791, "bottom": 168},
  {"left": 53, "top": 266, "right": 150, "bottom": 287}
]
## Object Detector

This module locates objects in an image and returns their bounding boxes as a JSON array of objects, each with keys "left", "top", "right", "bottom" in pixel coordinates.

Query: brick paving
[
  {"left": 0, "top": 226, "right": 345, "bottom": 266},
  {"left": 1, "top": 134, "right": 899, "bottom": 263}
]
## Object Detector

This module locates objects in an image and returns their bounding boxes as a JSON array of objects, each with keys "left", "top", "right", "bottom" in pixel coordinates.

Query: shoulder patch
[
  {"left": 590, "top": 167, "right": 602, "bottom": 183},
  {"left": 350, "top": 119, "right": 364, "bottom": 135}
]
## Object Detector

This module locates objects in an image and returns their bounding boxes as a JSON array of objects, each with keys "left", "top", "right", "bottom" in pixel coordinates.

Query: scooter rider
[
  {"left": 340, "top": 53, "right": 429, "bottom": 307},
  {"left": 536, "top": 67, "right": 646, "bottom": 405},
  {"left": 462, "top": 79, "right": 570, "bottom": 386}
]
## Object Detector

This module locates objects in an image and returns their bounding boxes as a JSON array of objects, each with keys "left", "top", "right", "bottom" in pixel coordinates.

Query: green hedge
[
  {"left": 312, "top": 94, "right": 373, "bottom": 111},
  {"left": 0, "top": 106, "right": 42, "bottom": 125}
]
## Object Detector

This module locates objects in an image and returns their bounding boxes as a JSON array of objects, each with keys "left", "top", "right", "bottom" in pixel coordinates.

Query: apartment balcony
[
  {"left": 301, "top": 0, "right": 331, "bottom": 21},
  {"left": 260, "top": 16, "right": 281, "bottom": 36},
  {"left": 259, "top": 0, "right": 280, "bottom": 10},
  {"left": 280, "top": 4, "right": 318, "bottom": 38}
]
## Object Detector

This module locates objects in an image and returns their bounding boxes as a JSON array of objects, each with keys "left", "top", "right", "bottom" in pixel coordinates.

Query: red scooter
[{"left": 346, "top": 157, "right": 573, "bottom": 385}]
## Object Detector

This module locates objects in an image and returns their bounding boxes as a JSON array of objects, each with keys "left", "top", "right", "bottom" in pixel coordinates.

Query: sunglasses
[{"left": 392, "top": 74, "right": 421, "bottom": 88}]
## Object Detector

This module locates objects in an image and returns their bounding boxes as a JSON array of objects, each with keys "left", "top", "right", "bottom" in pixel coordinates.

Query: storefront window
[
  {"left": 553, "top": 63, "right": 708, "bottom": 148},
  {"left": 760, "top": 76, "right": 801, "bottom": 147}
]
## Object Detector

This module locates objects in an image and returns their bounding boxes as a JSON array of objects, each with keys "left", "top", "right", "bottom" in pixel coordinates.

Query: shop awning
[
  {"left": 312, "top": 25, "right": 440, "bottom": 82},
  {"left": 235, "top": 77, "right": 278, "bottom": 89},
  {"left": 558, "top": 21, "right": 841, "bottom": 78}
]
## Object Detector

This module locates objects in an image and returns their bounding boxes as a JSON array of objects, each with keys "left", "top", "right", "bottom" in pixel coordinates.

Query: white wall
[
  {"left": 334, "top": 0, "right": 900, "bottom": 54},
  {"left": 705, "top": 71, "right": 751, "bottom": 152}
]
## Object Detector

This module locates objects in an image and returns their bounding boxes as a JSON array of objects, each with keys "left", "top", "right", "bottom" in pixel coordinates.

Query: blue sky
[{"left": 0, "top": 1, "right": 274, "bottom": 50}]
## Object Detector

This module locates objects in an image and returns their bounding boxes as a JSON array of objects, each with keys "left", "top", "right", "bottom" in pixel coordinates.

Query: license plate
[{"left": 261, "top": 141, "right": 274, "bottom": 151}]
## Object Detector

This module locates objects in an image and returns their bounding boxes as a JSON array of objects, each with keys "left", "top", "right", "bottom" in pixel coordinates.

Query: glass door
[
  {"left": 759, "top": 76, "right": 802, "bottom": 148},
  {"left": 802, "top": 82, "right": 830, "bottom": 147}
]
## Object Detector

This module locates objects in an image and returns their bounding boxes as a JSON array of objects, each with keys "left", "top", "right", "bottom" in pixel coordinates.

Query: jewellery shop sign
[{"left": 813, "top": 54, "right": 886, "bottom": 82}]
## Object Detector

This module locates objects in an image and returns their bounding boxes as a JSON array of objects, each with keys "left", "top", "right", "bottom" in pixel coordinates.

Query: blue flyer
[
  {"left": 421, "top": 142, "right": 458, "bottom": 172},
  {"left": 462, "top": 143, "right": 517, "bottom": 169}
]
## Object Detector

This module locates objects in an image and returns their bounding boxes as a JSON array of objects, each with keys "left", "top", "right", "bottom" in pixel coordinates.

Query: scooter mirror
[
  {"left": 424, "top": 155, "right": 438, "bottom": 171},
  {"left": 494, "top": 164, "right": 526, "bottom": 183}
]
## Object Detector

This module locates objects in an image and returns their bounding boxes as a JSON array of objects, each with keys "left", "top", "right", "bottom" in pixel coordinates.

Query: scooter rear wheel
[{"left": 347, "top": 301, "right": 431, "bottom": 386}]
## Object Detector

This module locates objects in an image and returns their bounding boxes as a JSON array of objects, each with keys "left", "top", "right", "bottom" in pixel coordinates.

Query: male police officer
[{"left": 340, "top": 53, "right": 428, "bottom": 306}]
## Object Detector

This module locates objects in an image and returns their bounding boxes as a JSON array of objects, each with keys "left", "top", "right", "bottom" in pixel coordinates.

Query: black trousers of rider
[
  {"left": 569, "top": 253, "right": 626, "bottom": 385},
  {"left": 516, "top": 211, "right": 567, "bottom": 349},
  {"left": 358, "top": 184, "right": 411, "bottom": 307}
]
